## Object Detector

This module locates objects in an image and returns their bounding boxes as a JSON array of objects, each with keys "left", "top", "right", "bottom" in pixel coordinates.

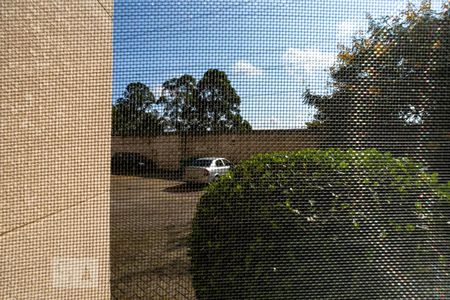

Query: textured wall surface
[
  {"left": 112, "top": 131, "right": 320, "bottom": 171},
  {"left": 0, "top": 1, "right": 112, "bottom": 298}
]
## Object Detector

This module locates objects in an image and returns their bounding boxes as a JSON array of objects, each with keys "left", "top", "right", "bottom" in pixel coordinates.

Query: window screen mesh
[
  {"left": 2, "top": 0, "right": 449, "bottom": 299},
  {"left": 110, "top": 1, "right": 449, "bottom": 299}
]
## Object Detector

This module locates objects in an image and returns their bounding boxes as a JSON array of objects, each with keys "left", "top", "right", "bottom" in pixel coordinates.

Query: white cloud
[
  {"left": 336, "top": 19, "right": 368, "bottom": 45},
  {"left": 232, "top": 60, "right": 264, "bottom": 77},
  {"left": 282, "top": 48, "right": 336, "bottom": 75}
]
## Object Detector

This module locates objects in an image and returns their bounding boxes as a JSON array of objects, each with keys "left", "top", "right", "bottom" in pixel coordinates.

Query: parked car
[
  {"left": 111, "top": 152, "right": 156, "bottom": 175},
  {"left": 183, "top": 157, "right": 233, "bottom": 184}
]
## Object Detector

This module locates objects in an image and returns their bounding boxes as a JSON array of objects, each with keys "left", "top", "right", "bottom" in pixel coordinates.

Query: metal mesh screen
[
  {"left": 110, "top": 1, "right": 449, "bottom": 299},
  {"left": 2, "top": 0, "right": 449, "bottom": 299}
]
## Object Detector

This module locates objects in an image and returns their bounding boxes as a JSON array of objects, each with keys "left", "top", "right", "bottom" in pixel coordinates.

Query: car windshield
[{"left": 190, "top": 159, "right": 213, "bottom": 167}]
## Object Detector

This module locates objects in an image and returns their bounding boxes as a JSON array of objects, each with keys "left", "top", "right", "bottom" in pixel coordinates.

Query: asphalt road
[{"left": 111, "top": 175, "right": 204, "bottom": 299}]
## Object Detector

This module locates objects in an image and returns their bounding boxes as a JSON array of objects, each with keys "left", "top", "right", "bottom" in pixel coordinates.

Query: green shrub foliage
[{"left": 189, "top": 149, "right": 449, "bottom": 299}]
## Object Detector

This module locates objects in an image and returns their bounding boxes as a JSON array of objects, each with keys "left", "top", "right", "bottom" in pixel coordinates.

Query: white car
[{"left": 184, "top": 157, "right": 233, "bottom": 184}]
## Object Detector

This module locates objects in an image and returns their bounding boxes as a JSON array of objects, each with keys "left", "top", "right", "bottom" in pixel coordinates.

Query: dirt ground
[{"left": 111, "top": 175, "right": 204, "bottom": 299}]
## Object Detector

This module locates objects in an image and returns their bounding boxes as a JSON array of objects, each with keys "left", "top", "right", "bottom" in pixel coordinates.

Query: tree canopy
[
  {"left": 304, "top": 2, "right": 449, "bottom": 177},
  {"left": 113, "top": 70, "right": 251, "bottom": 136},
  {"left": 112, "top": 82, "right": 163, "bottom": 136},
  {"left": 159, "top": 74, "right": 198, "bottom": 132},
  {"left": 160, "top": 69, "right": 251, "bottom": 132},
  {"left": 196, "top": 69, "right": 251, "bottom": 132}
]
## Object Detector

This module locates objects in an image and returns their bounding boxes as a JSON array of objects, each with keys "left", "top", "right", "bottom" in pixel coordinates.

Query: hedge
[{"left": 189, "top": 148, "right": 449, "bottom": 299}]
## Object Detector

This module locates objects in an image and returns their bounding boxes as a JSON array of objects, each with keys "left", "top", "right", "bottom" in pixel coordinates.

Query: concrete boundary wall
[{"left": 112, "top": 130, "right": 320, "bottom": 171}]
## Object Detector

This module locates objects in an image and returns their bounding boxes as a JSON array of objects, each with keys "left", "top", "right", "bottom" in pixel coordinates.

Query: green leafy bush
[{"left": 189, "top": 149, "right": 449, "bottom": 299}]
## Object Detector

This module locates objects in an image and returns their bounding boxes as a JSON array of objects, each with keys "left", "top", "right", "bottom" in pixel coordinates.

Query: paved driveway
[{"left": 111, "top": 175, "right": 204, "bottom": 299}]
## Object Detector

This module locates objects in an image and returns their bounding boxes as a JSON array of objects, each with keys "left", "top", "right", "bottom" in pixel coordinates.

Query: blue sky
[{"left": 113, "top": 0, "right": 445, "bottom": 129}]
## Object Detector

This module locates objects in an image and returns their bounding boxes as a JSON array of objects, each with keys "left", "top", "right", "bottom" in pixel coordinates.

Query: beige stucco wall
[
  {"left": 112, "top": 131, "right": 320, "bottom": 171},
  {"left": 0, "top": 1, "right": 112, "bottom": 299}
]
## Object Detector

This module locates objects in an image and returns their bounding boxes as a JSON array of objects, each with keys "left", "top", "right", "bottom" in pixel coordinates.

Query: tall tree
[
  {"left": 160, "top": 69, "right": 252, "bottom": 132},
  {"left": 305, "top": 2, "right": 449, "bottom": 178},
  {"left": 159, "top": 75, "right": 198, "bottom": 132},
  {"left": 112, "top": 82, "right": 163, "bottom": 136},
  {"left": 197, "top": 69, "right": 251, "bottom": 132}
]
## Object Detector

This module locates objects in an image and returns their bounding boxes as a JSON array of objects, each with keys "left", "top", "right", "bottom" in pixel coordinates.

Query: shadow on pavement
[{"left": 164, "top": 183, "right": 206, "bottom": 193}]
